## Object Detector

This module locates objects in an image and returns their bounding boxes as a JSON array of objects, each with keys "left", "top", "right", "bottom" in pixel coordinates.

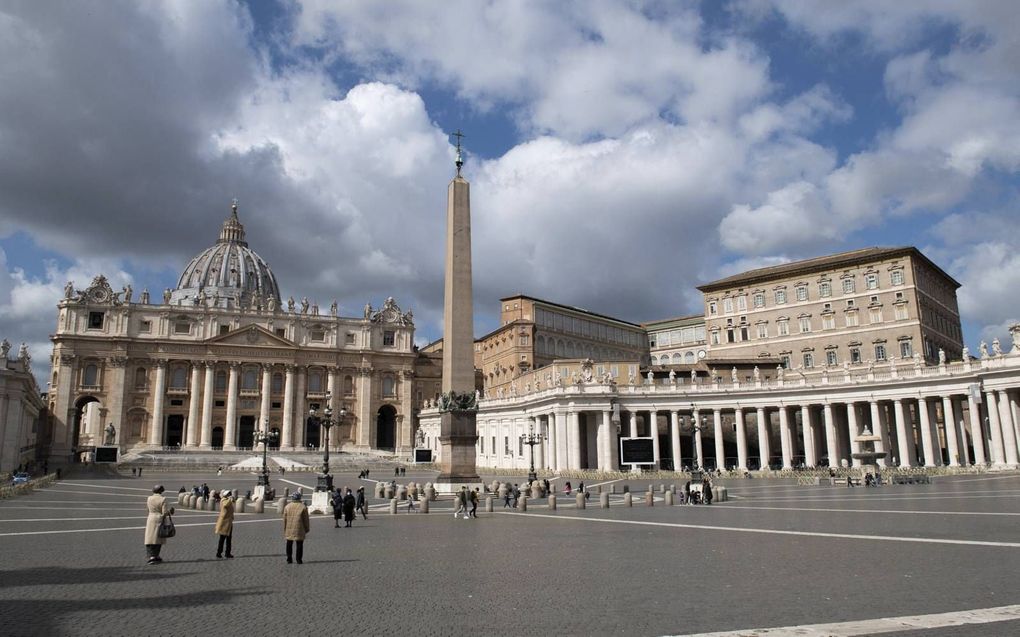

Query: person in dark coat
[
  {"left": 355, "top": 486, "right": 368, "bottom": 519},
  {"left": 342, "top": 488, "right": 356, "bottom": 527},
  {"left": 330, "top": 489, "right": 343, "bottom": 528}
]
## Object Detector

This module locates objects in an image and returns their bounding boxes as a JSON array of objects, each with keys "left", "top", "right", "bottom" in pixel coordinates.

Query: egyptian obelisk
[{"left": 436, "top": 131, "right": 480, "bottom": 490}]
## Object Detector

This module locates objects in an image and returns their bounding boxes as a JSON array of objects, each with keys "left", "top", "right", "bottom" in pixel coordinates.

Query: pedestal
[
  {"left": 309, "top": 490, "right": 331, "bottom": 515},
  {"left": 434, "top": 411, "right": 482, "bottom": 494}
]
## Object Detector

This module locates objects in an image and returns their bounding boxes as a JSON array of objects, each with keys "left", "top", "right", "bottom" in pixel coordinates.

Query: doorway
[{"left": 376, "top": 405, "right": 396, "bottom": 449}]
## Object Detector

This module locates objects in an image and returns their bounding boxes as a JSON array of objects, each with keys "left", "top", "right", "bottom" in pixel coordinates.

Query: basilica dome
[{"left": 169, "top": 202, "right": 281, "bottom": 310}]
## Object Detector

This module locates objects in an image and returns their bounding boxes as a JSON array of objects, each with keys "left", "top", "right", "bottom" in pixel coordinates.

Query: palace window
[
  {"left": 866, "top": 273, "right": 879, "bottom": 290},
  {"left": 215, "top": 370, "right": 227, "bottom": 391},
  {"left": 826, "top": 350, "right": 838, "bottom": 367},
  {"left": 710, "top": 330, "right": 720, "bottom": 345},
  {"left": 845, "top": 312, "right": 859, "bottom": 327},
  {"left": 869, "top": 308, "right": 883, "bottom": 324},
  {"left": 345, "top": 332, "right": 356, "bottom": 345},
  {"left": 272, "top": 373, "right": 284, "bottom": 393},
  {"left": 344, "top": 375, "right": 354, "bottom": 395},
  {"left": 775, "top": 289, "right": 787, "bottom": 305},
  {"left": 83, "top": 364, "right": 99, "bottom": 387},
  {"left": 139, "top": 320, "right": 152, "bottom": 333},
  {"left": 736, "top": 296, "right": 747, "bottom": 311},
  {"left": 170, "top": 367, "right": 187, "bottom": 389},
  {"left": 382, "top": 376, "right": 395, "bottom": 397},
  {"left": 843, "top": 278, "right": 855, "bottom": 294},
  {"left": 799, "top": 317, "right": 811, "bottom": 333},
  {"left": 723, "top": 298, "right": 734, "bottom": 314},
  {"left": 310, "top": 329, "right": 325, "bottom": 342},
  {"left": 777, "top": 319, "right": 790, "bottom": 336},
  {"left": 134, "top": 367, "right": 147, "bottom": 389},
  {"left": 753, "top": 292, "right": 765, "bottom": 308},
  {"left": 895, "top": 305, "right": 908, "bottom": 320},
  {"left": 174, "top": 321, "right": 191, "bottom": 335},
  {"left": 850, "top": 347, "right": 862, "bottom": 363},
  {"left": 819, "top": 281, "right": 832, "bottom": 298},
  {"left": 822, "top": 315, "right": 835, "bottom": 330},
  {"left": 803, "top": 353, "right": 814, "bottom": 368},
  {"left": 275, "top": 328, "right": 285, "bottom": 338},
  {"left": 241, "top": 369, "right": 257, "bottom": 390},
  {"left": 796, "top": 286, "right": 808, "bottom": 302},
  {"left": 708, "top": 301, "right": 718, "bottom": 316},
  {"left": 875, "top": 344, "right": 887, "bottom": 361},
  {"left": 88, "top": 311, "right": 105, "bottom": 329},
  {"left": 891, "top": 270, "right": 905, "bottom": 286},
  {"left": 756, "top": 324, "right": 768, "bottom": 339},
  {"left": 307, "top": 372, "right": 323, "bottom": 392},
  {"left": 900, "top": 341, "right": 913, "bottom": 358},
  {"left": 383, "top": 331, "right": 395, "bottom": 346}
]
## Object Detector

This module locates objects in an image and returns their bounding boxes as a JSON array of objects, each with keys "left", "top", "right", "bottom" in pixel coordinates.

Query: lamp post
[
  {"left": 519, "top": 419, "right": 547, "bottom": 486},
  {"left": 254, "top": 422, "right": 279, "bottom": 489},
  {"left": 309, "top": 395, "right": 346, "bottom": 492}
]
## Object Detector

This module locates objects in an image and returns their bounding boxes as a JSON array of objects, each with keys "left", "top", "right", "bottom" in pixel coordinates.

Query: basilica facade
[{"left": 48, "top": 203, "right": 419, "bottom": 460}]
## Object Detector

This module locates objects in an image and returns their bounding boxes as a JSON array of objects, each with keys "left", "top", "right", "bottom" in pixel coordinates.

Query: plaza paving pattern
[{"left": 2, "top": 469, "right": 1020, "bottom": 636}]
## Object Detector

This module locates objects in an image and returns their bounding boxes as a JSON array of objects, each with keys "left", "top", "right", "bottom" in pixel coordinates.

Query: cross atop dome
[
  {"left": 452, "top": 129, "right": 465, "bottom": 176},
  {"left": 218, "top": 199, "right": 247, "bottom": 246}
]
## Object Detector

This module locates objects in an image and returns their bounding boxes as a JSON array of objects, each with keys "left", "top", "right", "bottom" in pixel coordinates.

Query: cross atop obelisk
[{"left": 436, "top": 129, "right": 480, "bottom": 489}]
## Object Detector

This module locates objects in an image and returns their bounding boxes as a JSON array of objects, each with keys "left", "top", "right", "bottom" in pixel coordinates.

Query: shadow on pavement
[{"left": 0, "top": 565, "right": 192, "bottom": 589}]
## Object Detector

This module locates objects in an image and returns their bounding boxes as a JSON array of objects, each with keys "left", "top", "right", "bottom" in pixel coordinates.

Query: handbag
[{"left": 157, "top": 513, "right": 176, "bottom": 538}]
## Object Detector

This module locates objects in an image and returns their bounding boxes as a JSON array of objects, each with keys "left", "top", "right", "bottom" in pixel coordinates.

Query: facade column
[
  {"left": 608, "top": 411, "right": 619, "bottom": 471},
  {"left": 555, "top": 409, "right": 569, "bottom": 470},
  {"left": 802, "top": 405, "right": 816, "bottom": 467},
  {"left": 629, "top": 411, "right": 638, "bottom": 437},
  {"left": 869, "top": 401, "right": 887, "bottom": 467},
  {"left": 918, "top": 398, "right": 937, "bottom": 466},
  {"left": 822, "top": 403, "right": 837, "bottom": 468},
  {"left": 756, "top": 407, "right": 770, "bottom": 470},
  {"left": 894, "top": 399, "right": 914, "bottom": 467},
  {"left": 186, "top": 364, "right": 202, "bottom": 447},
  {"left": 600, "top": 410, "right": 612, "bottom": 471},
  {"left": 967, "top": 393, "right": 986, "bottom": 465},
  {"left": 258, "top": 365, "right": 272, "bottom": 435},
  {"left": 941, "top": 395, "right": 960, "bottom": 466},
  {"left": 670, "top": 410, "right": 681, "bottom": 473},
  {"left": 281, "top": 366, "right": 295, "bottom": 450},
  {"left": 778, "top": 406, "right": 793, "bottom": 469},
  {"left": 692, "top": 409, "right": 704, "bottom": 470},
  {"left": 846, "top": 403, "right": 861, "bottom": 468},
  {"left": 996, "top": 390, "right": 1019, "bottom": 466},
  {"left": 355, "top": 369, "right": 371, "bottom": 448},
  {"left": 954, "top": 398, "right": 970, "bottom": 466},
  {"left": 149, "top": 361, "right": 166, "bottom": 447},
  {"left": 224, "top": 363, "right": 238, "bottom": 450},
  {"left": 734, "top": 407, "right": 748, "bottom": 471},
  {"left": 546, "top": 413, "right": 558, "bottom": 471},
  {"left": 985, "top": 390, "right": 1005, "bottom": 465},
  {"left": 568, "top": 410, "right": 581, "bottom": 470},
  {"left": 713, "top": 409, "right": 724, "bottom": 471},
  {"left": 650, "top": 412, "right": 661, "bottom": 470},
  {"left": 200, "top": 362, "right": 214, "bottom": 448}
]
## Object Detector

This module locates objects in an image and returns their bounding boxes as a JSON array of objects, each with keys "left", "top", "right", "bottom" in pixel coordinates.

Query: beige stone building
[
  {"left": 47, "top": 203, "right": 420, "bottom": 461},
  {"left": 475, "top": 294, "right": 646, "bottom": 396},
  {"left": 644, "top": 314, "right": 707, "bottom": 366},
  {"left": 0, "top": 342, "right": 47, "bottom": 473},
  {"left": 697, "top": 247, "right": 963, "bottom": 370}
]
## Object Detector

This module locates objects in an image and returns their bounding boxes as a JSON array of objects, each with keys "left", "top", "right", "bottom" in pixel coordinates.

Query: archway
[
  {"left": 211, "top": 426, "right": 225, "bottom": 449},
  {"left": 165, "top": 415, "right": 185, "bottom": 447},
  {"left": 376, "top": 405, "right": 397, "bottom": 450},
  {"left": 72, "top": 396, "right": 100, "bottom": 459},
  {"left": 238, "top": 416, "right": 256, "bottom": 449},
  {"left": 305, "top": 415, "right": 320, "bottom": 449}
]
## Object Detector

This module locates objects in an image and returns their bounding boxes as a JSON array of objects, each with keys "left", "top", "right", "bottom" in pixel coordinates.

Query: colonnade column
[
  {"left": 955, "top": 398, "right": 970, "bottom": 466},
  {"left": 149, "top": 361, "right": 166, "bottom": 447},
  {"left": 802, "top": 406, "right": 816, "bottom": 467},
  {"left": 567, "top": 410, "right": 581, "bottom": 470},
  {"left": 918, "top": 398, "right": 937, "bottom": 466},
  {"left": 281, "top": 366, "right": 295, "bottom": 450},
  {"left": 555, "top": 410, "right": 568, "bottom": 471},
  {"left": 650, "top": 412, "right": 661, "bottom": 470},
  {"left": 629, "top": 411, "right": 638, "bottom": 438},
  {"left": 967, "top": 393, "right": 986, "bottom": 465},
  {"left": 258, "top": 365, "right": 272, "bottom": 435},
  {"left": 996, "top": 390, "right": 1019, "bottom": 466},
  {"left": 186, "top": 364, "right": 201, "bottom": 447},
  {"left": 734, "top": 407, "right": 748, "bottom": 471},
  {"left": 224, "top": 363, "right": 238, "bottom": 450},
  {"left": 868, "top": 401, "right": 887, "bottom": 467},
  {"left": 546, "top": 413, "right": 557, "bottom": 471},
  {"left": 822, "top": 403, "right": 837, "bottom": 468},
  {"left": 941, "top": 395, "right": 960, "bottom": 466},
  {"left": 894, "top": 399, "right": 914, "bottom": 467},
  {"left": 777, "top": 406, "right": 792, "bottom": 469},
  {"left": 713, "top": 409, "right": 724, "bottom": 471},
  {"left": 538, "top": 416, "right": 547, "bottom": 470},
  {"left": 601, "top": 410, "right": 612, "bottom": 471},
  {"left": 295, "top": 367, "right": 307, "bottom": 448},
  {"left": 670, "top": 410, "right": 681, "bottom": 474},
  {"left": 846, "top": 403, "right": 861, "bottom": 468},
  {"left": 609, "top": 412, "right": 619, "bottom": 470},
  {"left": 199, "top": 362, "right": 214, "bottom": 448},
  {"left": 985, "top": 391, "right": 1005, "bottom": 466},
  {"left": 756, "top": 407, "right": 770, "bottom": 470},
  {"left": 692, "top": 409, "right": 704, "bottom": 470}
]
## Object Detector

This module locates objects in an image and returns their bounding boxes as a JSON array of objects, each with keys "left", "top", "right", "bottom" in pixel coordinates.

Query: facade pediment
[{"left": 206, "top": 325, "right": 294, "bottom": 348}]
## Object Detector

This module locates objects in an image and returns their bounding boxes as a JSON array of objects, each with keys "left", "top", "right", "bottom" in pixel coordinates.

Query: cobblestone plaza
[{"left": 3, "top": 469, "right": 1020, "bottom": 636}]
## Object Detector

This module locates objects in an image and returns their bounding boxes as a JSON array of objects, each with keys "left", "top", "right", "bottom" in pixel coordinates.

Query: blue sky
[{"left": 0, "top": 0, "right": 1017, "bottom": 387}]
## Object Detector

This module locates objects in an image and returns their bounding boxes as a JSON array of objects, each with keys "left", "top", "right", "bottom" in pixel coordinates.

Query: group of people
[
  {"left": 681, "top": 478, "right": 714, "bottom": 505},
  {"left": 454, "top": 486, "right": 480, "bottom": 518},
  {"left": 329, "top": 486, "right": 367, "bottom": 527},
  {"left": 129, "top": 467, "right": 143, "bottom": 477}
]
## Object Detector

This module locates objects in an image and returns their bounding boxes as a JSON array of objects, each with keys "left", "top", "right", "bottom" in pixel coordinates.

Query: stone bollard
[
  {"left": 549, "top": 495, "right": 557, "bottom": 511},
  {"left": 498, "top": 483, "right": 508, "bottom": 501},
  {"left": 409, "top": 483, "right": 419, "bottom": 500},
  {"left": 646, "top": 491, "right": 654, "bottom": 507},
  {"left": 276, "top": 497, "right": 287, "bottom": 515},
  {"left": 397, "top": 485, "right": 408, "bottom": 501},
  {"left": 283, "top": 487, "right": 290, "bottom": 500},
  {"left": 485, "top": 496, "right": 493, "bottom": 512},
  {"left": 648, "top": 484, "right": 654, "bottom": 493},
  {"left": 421, "top": 497, "right": 429, "bottom": 514},
  {"left": 384, "top": 484, "right": 395, "bottom": 499},
  {"left": 622, "top": 484, "right": 629, "bottom": 493},
  {"left": 375, "top": 482, "right": 385, "bottom": 499},
  {"left": 530, "top": 482, "right": 544, "bottom": 499},
  {"left": 177, "top": 492, "right": 186, "bottom": 505},
  {"left": 426, "top": 484, "right": 437, "bottom": 501},
  {"left": 665, "top": 491, "right": 674, "bottom": 506},
  {"left": 188, "top": 494, "right": 198, "bottom": 509},
  {"left": 389, "top": 498, "right": 398, "bottom": 514},
  {"left": 204, "top": 498, "right": 213, "bottom": 511},
  {"left": 576, "top": 492, "right": 585, "bottom": 509},
  {"left": 715, "top": 486, "right": 728, "bottom": 502},
  {"left": 660, "top": 484, "right": 666, "bottom": 493},
  {"left": 254, "top": 498, "right": 264, "bottom": 514},
  {"left": 236, "top": 498, "right": 246, "bottom": 513},
  {"left": 519, "top": 496, "right": 527, "bottom": 512},
  {"left": 600, "top": 491, "right": 609, "bottom": 508},
  {"left": 624, "top": 493, "right": 633, "bottom": 507},
  {"left": 490, "top": 479, "right": 501, "bottom": 493}
]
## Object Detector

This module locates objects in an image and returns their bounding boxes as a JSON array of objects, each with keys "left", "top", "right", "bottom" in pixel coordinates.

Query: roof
[
  {"left": 499, "top": 293, "right": 642, "bottom": 328},
  {"left": 696, "top": 246, "right": 961, "bottom": 293},
  {"left": 641, "top": 314, "right": 704, "bottom": 329}
]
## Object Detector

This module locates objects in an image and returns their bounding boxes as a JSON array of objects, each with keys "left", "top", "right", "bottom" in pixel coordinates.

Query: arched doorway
[
  {"left": 376, "top": 405, "right": 396, "bottom": 450},
  {"left": 211, "top": 426, "right": 225, "bottom": 449},
  {"left": 72, "top": 396, "right": 100, "bottom": 459},
  {"left": 238, "top": 416, "right": 256, "bottom": 448},
  {"left": 305, "top": 415, "right": 320, "bottom": 449},
  {"left": 165, "top": 415, "right": 185, "bottom": 447}
]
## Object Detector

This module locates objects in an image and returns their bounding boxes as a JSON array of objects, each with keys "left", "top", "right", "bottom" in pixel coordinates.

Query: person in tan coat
[
  {"left": 214, "top": 490, "right": 235, "bottom": 559},
  {"left": 282, "top": 491, "right": 310, "bottom": 564},
  {"left": 144, "top": 485, "right": 174, "bottom": 565}
]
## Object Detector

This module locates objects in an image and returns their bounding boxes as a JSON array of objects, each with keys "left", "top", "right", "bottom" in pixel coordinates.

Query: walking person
[
  {"left": 215, "top": 490, "right": 235, "bottom": 558},
  {"left": 407, "top": 493, "right": 417, "bottom": 513},
  {"left": 283, "top": 492, "right": 310, "bottom": 564},
  {"left": 331, "top": 489, "right": 343, "bottom": 528},
  {"left": 502, "top": 487, "right": 512, "bottom": 509},
  {"left": 355, "top": 486, "right": 368, "bottom": 520},
  {"left": 512, "top": 484, "right": 520, "bottom": 508},
  {"left": 342, "top": 488, "right": 356, "bottom": 527},
  {"left": 458, "top": 486, "right": 470, "bottom": 519},
  {"left": 469, "top": 487, "right": 479, "bottom": 518},
  {"left": 144, "top": 485, "right": 174, "bottom": 565}
]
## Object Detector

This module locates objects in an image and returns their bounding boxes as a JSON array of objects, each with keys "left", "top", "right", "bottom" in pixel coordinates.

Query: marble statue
[
  {"left": 962, "top": 346, "right": 970, "bottom": 360},
  {"left": 776, "top": 365, "right": 784, "bottom": 381},
  {"left": 364, "top": 303, "right": 373, "bottom": 319},
  {"left": 753, "top": 366, "right": 760, "bottom": 381},
  {"left": 330, "top": 300, "right": 338, "bottom": 317},
  {"left": 1, "top": 339, "right": 10, "bottom": 359},
  {"left": 668, "top": 369, "right": 676, "bottom": 383},
  {"left": 287, "top": 296, "right": 296, "bottom": 313},
  {"left": 17, "top": 342, "right": 29, "bottom": 360},
  {"left": 628, "top": 371, "right": 636, "bottom": 385},
  {"left": 938, "top": 348, "right": 946, "bottom": 365},
  {"left": 311, "top": 303, "right": 319, "bottom": 316},
  {"left": 123, "top": 285, "right": 132, "bottom": 304},
  {"left": 267, "top": 295, "right": 276, "bottom": 312},
  {"left": 993, "top": 338, "right": 1002, "bottom": 356},
  {"left": 140, "top": 288, "right": 150, "bottom": 304},
  {"left": 710, "top": 368, "right": 718, "bottom": 381},
  {"left": 731, "top": 367, "right": 738, "bottom": 383},
  {"left": 980, "top": 341, "right": 989, "bottom": 358},
  {"left": 913, "top": 353, "right": 922, "bottom": 369},
  {"left": 104, "top": 423, "right": 116, "bottom": 445},
  {"left": 691, "top": 369, "right": 697, "bottom": 383},
  {"left": 163, "top": 288, "right": 172, "bottom": 303},
  {"left": 646, "top": 370, "right": 654, "bottom": 384},
  {"left": 64, "top": 281, "right": 74, "bottom": 299}
]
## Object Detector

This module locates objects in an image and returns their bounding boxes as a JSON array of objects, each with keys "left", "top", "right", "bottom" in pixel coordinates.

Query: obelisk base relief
[{"left": 434, "top": 411, "right": 481, "bottom": 494}]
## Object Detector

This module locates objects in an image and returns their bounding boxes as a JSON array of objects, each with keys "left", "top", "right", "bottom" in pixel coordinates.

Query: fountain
[{"left": 851, "top": 426, "right": 886, "bottom": 484}]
